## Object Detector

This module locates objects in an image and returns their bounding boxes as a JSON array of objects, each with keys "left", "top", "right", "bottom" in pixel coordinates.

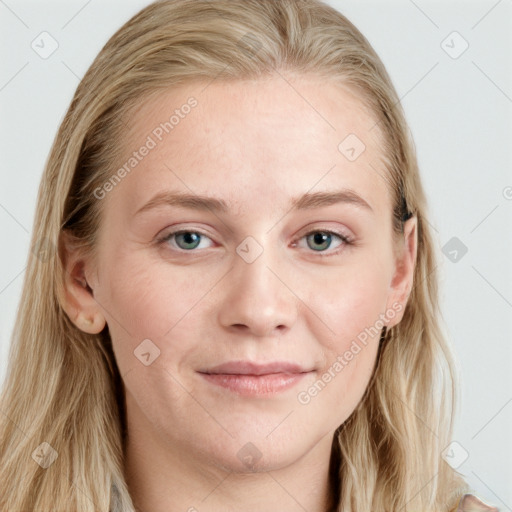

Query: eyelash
[{"left": 157, "top": 228, "right": 353, "bottom": 258}]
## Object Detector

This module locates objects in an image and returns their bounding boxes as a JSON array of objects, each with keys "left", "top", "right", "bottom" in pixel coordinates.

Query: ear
[
  {"left": 385, "top": 216, "right": 418, "bottom": 328},
  {"left": 59, "top": 230, "right": 106, "bottom": 334}
]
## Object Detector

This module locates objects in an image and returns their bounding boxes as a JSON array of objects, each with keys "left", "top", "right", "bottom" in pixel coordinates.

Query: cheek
[
  {"left": 94, "top": 249, "right": 221, "bottom": 370},
  {"left": 294, "top": 257, "right": 390, "bottom": 417},
  {"left": 303, "top": 256, "right": 391, "bottom": 349},
  {"left": 295, "top": 286, "right": 383, "bottom": 429}
]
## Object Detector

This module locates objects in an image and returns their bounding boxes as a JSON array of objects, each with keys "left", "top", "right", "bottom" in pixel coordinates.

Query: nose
[{"left": 216, "top": 242, "right": 298, "bottom": 338}]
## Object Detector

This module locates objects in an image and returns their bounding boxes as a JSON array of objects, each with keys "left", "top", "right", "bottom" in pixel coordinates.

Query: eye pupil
[
  {"left": 308, "top": 232, "right": 331, "bottom": 251},
  {"left": 176, "top": 232, "right": 201, "bottom": 250}
]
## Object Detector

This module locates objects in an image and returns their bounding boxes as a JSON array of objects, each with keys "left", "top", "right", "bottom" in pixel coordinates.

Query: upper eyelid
[{"left": 297, "top": 226, "right": 352, "bottom": 240}]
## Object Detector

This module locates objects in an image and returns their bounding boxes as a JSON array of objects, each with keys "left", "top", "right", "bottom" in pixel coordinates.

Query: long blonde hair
[{"left": 0, "top": 0, "right": 469, "bottom": 510}]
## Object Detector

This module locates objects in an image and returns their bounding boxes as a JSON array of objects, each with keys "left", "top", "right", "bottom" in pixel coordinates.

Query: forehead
[{"left": 109, "top": 74, "right": 390, "bottom": 217}]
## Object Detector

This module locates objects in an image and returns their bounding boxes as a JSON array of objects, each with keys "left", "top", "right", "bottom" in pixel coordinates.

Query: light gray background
[{"left": 1, "top": 0, "right": 511, "bottom": 507}]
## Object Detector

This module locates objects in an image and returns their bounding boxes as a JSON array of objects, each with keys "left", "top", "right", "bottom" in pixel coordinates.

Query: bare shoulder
[{"left": 456, "top": 493, "right": 500, "bottom": 511}]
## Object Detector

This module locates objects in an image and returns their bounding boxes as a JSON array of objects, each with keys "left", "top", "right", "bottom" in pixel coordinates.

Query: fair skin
[{"left": 61, "top": 73, "right": 417, "bottom": 512}]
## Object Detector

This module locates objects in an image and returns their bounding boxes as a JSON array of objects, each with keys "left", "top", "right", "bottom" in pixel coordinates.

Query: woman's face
[{"left": 74, "top": 74, "right": 416, "bottom": 474}]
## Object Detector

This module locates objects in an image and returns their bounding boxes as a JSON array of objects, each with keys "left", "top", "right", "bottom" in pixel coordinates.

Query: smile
[
  {"left": 197, "top": 360, "right": 314, "bottom": 396},
  {"left": 199, "top": 372, "right": 311, "bottom": 395}
]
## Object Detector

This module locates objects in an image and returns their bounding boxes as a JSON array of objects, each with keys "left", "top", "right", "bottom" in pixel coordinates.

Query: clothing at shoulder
[{"left": 456, "top": 493, "right": 500, "bottom": 511}]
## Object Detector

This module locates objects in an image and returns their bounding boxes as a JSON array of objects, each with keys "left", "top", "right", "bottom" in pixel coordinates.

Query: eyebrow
[{"left": 134, "top": 188, "right": 373, "bottom": 217}]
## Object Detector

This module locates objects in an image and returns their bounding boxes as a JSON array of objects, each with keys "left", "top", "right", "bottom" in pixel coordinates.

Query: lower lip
[{"left": 199, "top": 372, "right": 310, "bottom": 396}]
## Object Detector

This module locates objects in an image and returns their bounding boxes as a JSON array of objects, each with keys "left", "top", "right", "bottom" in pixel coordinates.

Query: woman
[{"left": 0, "top": 0, "right": 499, "bottom": 510}]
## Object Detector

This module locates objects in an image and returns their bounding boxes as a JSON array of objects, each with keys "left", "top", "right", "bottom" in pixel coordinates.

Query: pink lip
[
  {"left": 198, "top": 361, "right": 314, "bottom": 396},
  {"left": 202, "top": 360, "right": 310, "bottom": 376}
]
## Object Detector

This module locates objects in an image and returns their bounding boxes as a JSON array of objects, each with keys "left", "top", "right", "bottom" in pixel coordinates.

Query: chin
[
  {"left": 198, "top": 429, "right": 308, "bottom": 475},
  {"left": 213, "top": 447, "right": 294, "bottom": 475}
]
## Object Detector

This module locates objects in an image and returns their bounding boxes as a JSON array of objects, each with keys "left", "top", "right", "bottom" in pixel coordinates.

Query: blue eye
[
  {"left": 307, "top": 231, "right": 335, "bottom": 251},
  {"left": 175, "top": 232, "right": 201, "bottom": 250},
  {"left": 300, "top": 230, "right": 351, "bottom": 257},
  {"left": 161, "top": 230, "right": 214, "bottom": 251},
  {"left": 158, "top": 228, "right": 351, "bottom": 256}
]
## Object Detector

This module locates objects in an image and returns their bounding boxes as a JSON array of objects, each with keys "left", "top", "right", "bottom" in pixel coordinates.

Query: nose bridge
[
  {"left": 217, "top": 235, "right": 297, "bottom": 336},
  {"left": 236, "top": 237, "right": 280, "bottom": 294}
]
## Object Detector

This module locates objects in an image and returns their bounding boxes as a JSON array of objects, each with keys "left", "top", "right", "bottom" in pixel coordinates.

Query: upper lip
[{"left": 199, "top": 361, "right": 313, "bottom": 376}]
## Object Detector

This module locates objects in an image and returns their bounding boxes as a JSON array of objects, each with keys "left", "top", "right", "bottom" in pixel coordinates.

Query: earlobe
[
  {"left": 385, "top": 216, "right": 418, "bottom": 328},
  {"left": 59, "top": 231, "right": 106, "bottom": 334},
  {"left": 75, "top": 311, "right": 106, "bottom": 334}
]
